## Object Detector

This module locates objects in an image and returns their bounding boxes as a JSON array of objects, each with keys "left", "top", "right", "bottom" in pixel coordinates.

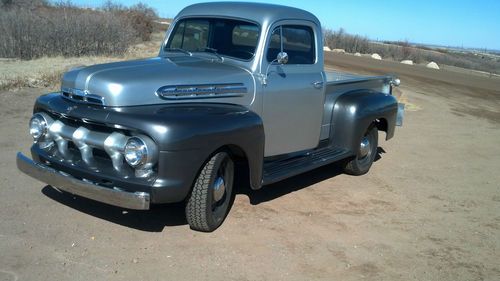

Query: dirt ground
[{"left": 1, "top": 53, "right": 499, "bottom": 281}]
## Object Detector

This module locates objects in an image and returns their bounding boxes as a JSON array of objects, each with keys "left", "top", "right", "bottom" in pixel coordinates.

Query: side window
[{"left": 266, "top": 25, "right": 315, "bottom": 64}]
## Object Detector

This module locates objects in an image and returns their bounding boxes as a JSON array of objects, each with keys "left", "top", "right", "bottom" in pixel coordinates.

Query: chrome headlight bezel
[
  {"left": 124, "top": 137, "right": 148, "bottom": 167},
  {"left": 123, "top": 135, "right": 158, "bottom": 170},
  {"left": 29, "top": 113, "right": 49, "bottom": 141}
]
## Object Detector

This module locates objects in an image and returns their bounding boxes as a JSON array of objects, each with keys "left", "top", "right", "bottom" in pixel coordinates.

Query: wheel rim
[
  {"left": 213, "top": 176, "right": 226, "bottom": 202},
  {"left": 211, "top": 157, "right": 232, "bottom": 221},
  {"left": 359, "top": 136, "right": 371, "bottom": 159}
]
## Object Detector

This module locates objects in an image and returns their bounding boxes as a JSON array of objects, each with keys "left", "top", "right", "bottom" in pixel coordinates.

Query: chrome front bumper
[{"left": 16, "top": 152, "right": 150, "bottom": 210}]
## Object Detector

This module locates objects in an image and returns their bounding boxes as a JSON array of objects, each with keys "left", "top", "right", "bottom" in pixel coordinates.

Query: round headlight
[
  {"left": 124, "top": 137, "right": 148, "bottom": 167},
  {"left": 29, "top": 114, "right": 48, "bottom": 141}
]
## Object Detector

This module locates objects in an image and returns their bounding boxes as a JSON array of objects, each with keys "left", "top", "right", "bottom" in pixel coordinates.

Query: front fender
[
  {"left": 112, "top": 102, "right": 266, "bottom": 200},
  {"left": 148, "top": 103, "right": 265, "bottom": 195},
  {"left": 34, "top": 95, "right": 265, "bottom": 203},
  {"left": 330, "top": 90, "right": 398, "bottom": 153}
]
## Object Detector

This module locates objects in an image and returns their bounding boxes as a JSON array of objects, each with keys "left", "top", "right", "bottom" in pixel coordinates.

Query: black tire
[
  {"left": 185, "top": 152, "right": 234, "bottom": 232},
  {"left": 344, "top": 125, "right": 378, "bottom": 176}
]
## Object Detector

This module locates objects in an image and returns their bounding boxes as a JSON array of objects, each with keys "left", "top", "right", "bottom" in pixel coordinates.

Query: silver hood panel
[{"left": 61, "top": 56, "right": 255, "bottom": 107}]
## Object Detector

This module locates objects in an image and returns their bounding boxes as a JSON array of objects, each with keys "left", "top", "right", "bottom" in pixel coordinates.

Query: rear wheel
[
  {"left": 185, "top": 152, "right": 234, "bottom": 232},
  {"left": 344, "top": 125, "right": 378, "bottom": 175}
]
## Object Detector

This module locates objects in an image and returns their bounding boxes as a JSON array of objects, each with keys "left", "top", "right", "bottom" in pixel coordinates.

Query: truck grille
[{"left": 38, "top": 112, "right": 130, "bottom": 173}]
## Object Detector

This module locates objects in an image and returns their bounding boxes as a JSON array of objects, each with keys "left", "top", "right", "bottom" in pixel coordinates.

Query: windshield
[{"left": 166, "top": 18, "right": 260, "bottom": 61}]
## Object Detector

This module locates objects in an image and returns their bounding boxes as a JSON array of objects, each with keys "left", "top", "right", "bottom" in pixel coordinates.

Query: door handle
[{"left": 312, "top": 81, "right": 324, "bottom": 89}]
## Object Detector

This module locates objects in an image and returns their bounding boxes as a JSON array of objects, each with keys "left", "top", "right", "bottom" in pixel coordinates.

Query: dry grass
[
  {"left": 0, "top": 71, "right": 62, "bottom": 91},
  {"left": 0, "top": 32, "right": 163, "bottom": 91}
]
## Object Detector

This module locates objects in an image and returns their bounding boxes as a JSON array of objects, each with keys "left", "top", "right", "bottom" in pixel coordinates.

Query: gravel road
[{"left": 1, "top": 53, "right": 499, "bottom": 281}]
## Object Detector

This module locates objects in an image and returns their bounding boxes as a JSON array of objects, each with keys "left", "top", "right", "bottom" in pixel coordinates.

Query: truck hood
[{"left": 61, "top": 56, "right": 255, "bottom": 107}]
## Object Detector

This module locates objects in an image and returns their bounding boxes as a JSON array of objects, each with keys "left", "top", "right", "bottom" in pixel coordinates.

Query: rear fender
[{"left": 330, "top": 90, "right": 398, "bottom": 153}]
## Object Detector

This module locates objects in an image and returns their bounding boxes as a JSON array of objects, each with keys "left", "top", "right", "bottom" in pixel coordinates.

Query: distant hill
[{"left": 324, "top": 28, "right": 500, "bottom": 75}]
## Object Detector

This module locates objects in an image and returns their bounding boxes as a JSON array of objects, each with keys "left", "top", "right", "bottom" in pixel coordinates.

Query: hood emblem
[
  {"left": 156, "top": 83, "right": 247, "bottom": 100},
  {"left": 61, "top": 87, "right": 106, "bottom": 106}
]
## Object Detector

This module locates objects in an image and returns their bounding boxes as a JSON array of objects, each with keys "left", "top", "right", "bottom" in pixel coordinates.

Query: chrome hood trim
[
  {"left": 156, "top": 83, "right": 247, "bottom": 100},
  {"left": 61, "top": 56, "right": 255, "bottom": 107}
]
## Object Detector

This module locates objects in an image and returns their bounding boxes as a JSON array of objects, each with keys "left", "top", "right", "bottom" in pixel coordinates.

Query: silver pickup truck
[{"left": 17, "top": 2, "right": 403, "bottom": 232}]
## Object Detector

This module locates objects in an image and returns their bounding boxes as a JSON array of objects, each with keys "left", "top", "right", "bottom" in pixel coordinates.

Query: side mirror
[
  {"left": 277, "top": 52, "right": 288, "bottom": 64},
  {"left": 391, "top": 78, "right": 401, "bottom": 87},
  {"left": 261, "top": 51, "right": 288, "bottom": 86}
]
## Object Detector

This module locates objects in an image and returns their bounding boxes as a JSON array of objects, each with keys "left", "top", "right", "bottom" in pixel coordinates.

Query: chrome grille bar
[{"left": 40, "top": 113, "right": 129, "bottom": 172}]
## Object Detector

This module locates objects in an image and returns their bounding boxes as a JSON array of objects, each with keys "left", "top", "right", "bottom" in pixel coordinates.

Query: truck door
[{"left": 262, "top": 22, "right": 325, "bottom": 156}]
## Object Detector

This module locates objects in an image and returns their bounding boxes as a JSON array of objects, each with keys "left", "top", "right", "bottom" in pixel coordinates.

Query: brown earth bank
[{"left": 1, "top": 53, "right": 499, "bottom": 281}]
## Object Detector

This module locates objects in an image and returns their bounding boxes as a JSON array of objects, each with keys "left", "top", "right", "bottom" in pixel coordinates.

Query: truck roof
[{"left": 176, "top": 2, "right": 320, "bottom": 26}]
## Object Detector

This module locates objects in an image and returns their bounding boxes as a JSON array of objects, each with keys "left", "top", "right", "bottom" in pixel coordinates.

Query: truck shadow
[
  {"left": 41, "top": 147, "right": 385, "bottom": 232},
  {"left": 237, "top": 162, "right": 344, "bottom": 205},
  {"left": 41, "top": 186, "right": 187, "bottom": 232},
  {"left": 237, "top": 147, "right": 386, "bottom": 205}
]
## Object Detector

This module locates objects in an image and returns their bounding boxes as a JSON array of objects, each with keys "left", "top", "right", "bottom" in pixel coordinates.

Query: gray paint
[
  {"left": 33, "top": 94, "right": 265, "bottom": 200},
  {"left": 19, "top": 2, "right": 401, "bottom": 206},
  {"left": 330, "top": 91, "right": 398, "bottom": 152},
  {"left": 59, "top": 1, "right": 394, "bottom": 157},
  {"left": 61, "top": 56, "right": 256, "bottom": 108},
  {"left": 259, "top": 19, "right": 325, "bottom": 156}
]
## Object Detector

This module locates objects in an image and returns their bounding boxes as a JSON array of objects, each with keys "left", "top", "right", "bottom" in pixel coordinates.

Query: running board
[{"left": 262, "top": 147, "right": 351, "bottom": 186}]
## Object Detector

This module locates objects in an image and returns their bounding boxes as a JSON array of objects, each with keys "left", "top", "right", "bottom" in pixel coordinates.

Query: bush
[
  {"left": 102, "top": 1, "right": 157, "bottom": 41},
  {"left": 0, "top": 0, "right": 158, "bottom": 59},
  {"left": 323, "top": 28, "right": 370, "bottom": 53},
  {"left": 0, "top": 7, "right": 134, "bottom": 59}
]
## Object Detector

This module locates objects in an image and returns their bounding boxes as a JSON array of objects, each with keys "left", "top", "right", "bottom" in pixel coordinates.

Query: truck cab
[
  {"left": 17, "top": 2, "right": 403, "bottom": 232},
  {"left": 160, "top": 3, "right": 327, "bottom": 156}
]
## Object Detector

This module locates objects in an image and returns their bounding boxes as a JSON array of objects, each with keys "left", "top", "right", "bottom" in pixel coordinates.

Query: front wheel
[
  {"left": 185, "top": 152, "right": 234, "bottom": 232},
  {"left": 344, "top": 125, "right": 378, "bottom": 175}
]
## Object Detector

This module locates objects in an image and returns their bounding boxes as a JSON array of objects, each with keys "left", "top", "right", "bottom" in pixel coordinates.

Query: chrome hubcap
[
  {"left": 359, "top": 137, "right": 371, "bottom": 158},
  {"left": 213, "top": 176, "right": 226, "bottom": 202}
]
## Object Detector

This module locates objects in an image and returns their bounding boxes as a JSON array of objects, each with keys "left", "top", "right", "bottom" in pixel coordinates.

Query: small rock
[
  {"left": 426, "top": 61, "right": 440, "bottom": 69},
  {"left": 27, "top": 78, "right": 38, "bottom": 88},
  {"left": 132, "top": 258, "right": 139, "bottom": 264},
  {"left": 371, "top": 53, "right": 382, "bottom": 60},
  {"left": 401, "top": 60, "right": 413, "bottom": 65},
  {"left": 354, "top": 52, "right": 361, "bottom": 56}
]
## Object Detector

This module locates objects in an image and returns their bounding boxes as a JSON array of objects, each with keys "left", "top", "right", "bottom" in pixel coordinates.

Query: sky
[{"left": 71, "top": 0, "right": 500, "bottom": 50}]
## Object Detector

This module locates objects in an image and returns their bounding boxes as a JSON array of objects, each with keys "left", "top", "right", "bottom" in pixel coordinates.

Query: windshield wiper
[
  {"left": 164, "top": 48, "right": 192, "bottom": 56},
  {"left": 199, "top": 47, "right": 224, "bottom": 61}
]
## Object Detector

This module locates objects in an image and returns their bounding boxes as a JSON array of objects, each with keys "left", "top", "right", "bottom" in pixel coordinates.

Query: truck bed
[{"left": 325, "top": 69, "right": 390, "bottom": 85}]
